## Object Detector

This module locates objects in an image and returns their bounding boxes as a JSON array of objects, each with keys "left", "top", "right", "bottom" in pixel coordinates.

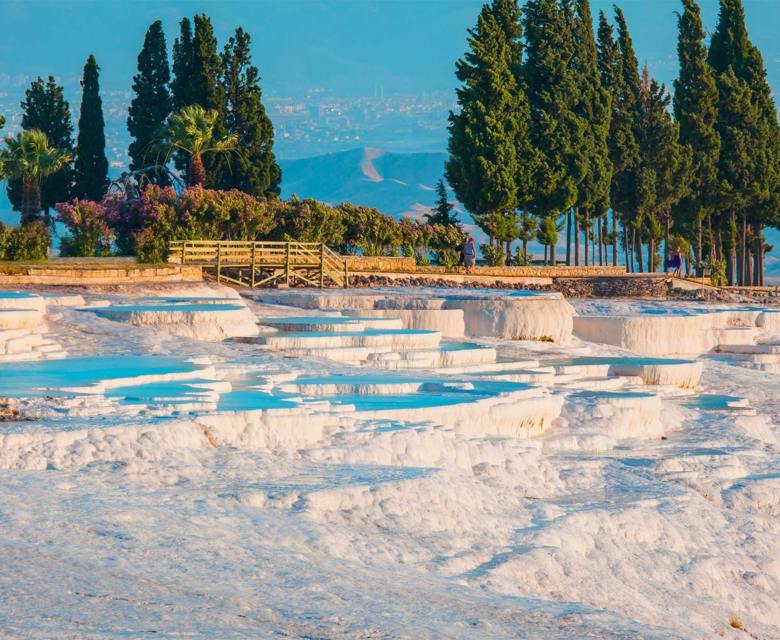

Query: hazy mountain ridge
[{"left": 280, "top": 147, "right": 451, "bottom": 218}]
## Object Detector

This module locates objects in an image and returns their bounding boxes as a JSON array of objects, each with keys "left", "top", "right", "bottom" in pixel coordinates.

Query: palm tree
[
  {"left": 0, "top": 129, "right": 70, "bottom": 224},
  {"left": 152, "top": 105, "right": 237, "bottom": 187}
]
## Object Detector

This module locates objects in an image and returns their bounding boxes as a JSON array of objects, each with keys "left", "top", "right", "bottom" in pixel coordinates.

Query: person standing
[{"left": 461, "top": 235, "right": 476, "bottom": 273}]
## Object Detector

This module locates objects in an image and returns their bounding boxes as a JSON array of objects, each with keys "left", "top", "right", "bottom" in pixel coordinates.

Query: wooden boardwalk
[{"left": 169, "top": 240, "right": 349, "bottom": 288}]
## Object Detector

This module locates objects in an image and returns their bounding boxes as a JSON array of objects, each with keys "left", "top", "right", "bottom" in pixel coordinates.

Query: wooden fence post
[
  {"left": 216, "top": 243, "right": 221, "bottom": 283},
  {"left": 251, "top": 242, "right": 256, "bottom": 288},
  {"left": 285, "top": 242, "right": 291, "bottom": 286},
  {"left": 320, "top": 243, "right": 325, "bottom": 288},
  {"left": 344, "top": 258, "right": 349, "bottom": 288},
  {"left": 181, "top": 241, "right": 185, "bottom": 265}
]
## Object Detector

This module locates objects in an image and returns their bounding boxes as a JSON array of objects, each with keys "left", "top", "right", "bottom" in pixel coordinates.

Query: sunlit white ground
[{"left": 0, "top": 284, "right": 778, "bottom": 639}]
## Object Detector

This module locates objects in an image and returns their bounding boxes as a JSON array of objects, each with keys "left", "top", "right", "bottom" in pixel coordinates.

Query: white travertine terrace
[
  {"left": 87, "top": 303, "right": 260, "bottom": 341},
  {"left": 573, "top": 309, "right": 766, "bottom": 355},
  {"left": 249, "top": 288, "right": 575, "bottom": 343},
  {"left": 4, "top": 283, "right": 780, "bottom": 639},
  {"left": 0, "top": 292, "right": 66, "bottom": 361}
]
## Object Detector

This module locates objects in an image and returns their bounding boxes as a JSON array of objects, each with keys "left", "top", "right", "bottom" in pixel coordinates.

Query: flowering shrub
[
  {"left": 103, "top": 186, "right": 276, "bottom": 262},
  {"left": 340, "top": 203, "right": 401, "bottom": 256},
  {"left": 55, "top": 199, "right": 113, "bottom": 257},
  {"left": 49, "top": 185, "right": 464, "bottom": 266}
]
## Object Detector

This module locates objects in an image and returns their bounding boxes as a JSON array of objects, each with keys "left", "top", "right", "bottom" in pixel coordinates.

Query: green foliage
[
  {"left": 425, "top": 179, "right": 459, "bottom": 227},
  {"left": 7, "top": 76, "right": 74, "bottom": 216},
  {"left": 219, "top": 27, "right": 281, "bottom": 197},
  {"left": 0, "top": 129, "right": 71, "bottom": 224},
  {"left": 1, "top": 222, "right": 50, "bottom": 261},
  {"left": 171, "top": 18, "right": 195, "bottom": 111},
  {"left": 340, "top": 203, "right": 401, "bottom": 256},
  {"left": 0, "top": 223, "right": 12, "bottom": 258},
  {"left": 73, "top": 55, "right": 109, "bottom": 201},
  {"left": 446, "top": 2, "right": 522, "bottom": 243},
  {"left": 705, "top": 254, "right": 727, "bottom": 286},
  {"left": 636, "top": 67, "right": 692, "bottom": 247},
  {"left": 432, "top": 223, "right": 466, "bottom": 267},
  {"left": 568, "top": 0, "right": 612, "bottom": 218},
  {"left": 127, "top": 21, "right": 172, "bottom": 178},
  {"left": 104, "top": 185, "right": 276, "bottom": 261},
  {"left": 55, "top": 199, "right": 113, "bottom": 257},
  {"left": 480, "top": 242, "right": 505, "bottom": 266},
  {"left": 274, "top": 197, "right": 347, "bottom": 248},
  {"left": 523, "top": 0, "right": 579, "bottom": 215},
  {"left": 673, "top": 0, "right": 720, "bottom": 252},
  {"left": 512, "top": 245, "right": 533, "bottom": 266},
  {"left": 152, "top": 105, "right": 237, "bottom": 187}
]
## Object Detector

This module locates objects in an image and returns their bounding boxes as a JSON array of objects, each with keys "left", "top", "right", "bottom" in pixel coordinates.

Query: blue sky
[{"left": 0, "top": 0, "right": 778, "bottom": 98}]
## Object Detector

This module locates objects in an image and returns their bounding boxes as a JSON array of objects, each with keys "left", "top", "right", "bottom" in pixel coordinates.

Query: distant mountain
[{"left": 280, "top": 147, "right": 454, "bottom": 220}]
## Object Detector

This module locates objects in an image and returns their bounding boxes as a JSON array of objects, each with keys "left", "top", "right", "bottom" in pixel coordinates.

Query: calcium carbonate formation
[{"left": 0, "top": 283, "right": 778, "bottom": 639}]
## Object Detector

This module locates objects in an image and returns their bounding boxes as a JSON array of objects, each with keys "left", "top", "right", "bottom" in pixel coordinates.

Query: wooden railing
[{"left": 169, "top": 240, "right": 349, "bottom": 288}]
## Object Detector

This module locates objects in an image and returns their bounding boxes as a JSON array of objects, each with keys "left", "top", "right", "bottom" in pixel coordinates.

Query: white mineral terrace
[{"left": 0, "top": 283, "right": 778, "bottom": 639}]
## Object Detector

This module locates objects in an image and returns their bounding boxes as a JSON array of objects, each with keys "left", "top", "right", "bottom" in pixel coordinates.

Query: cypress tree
[
  {"left": 446, "top": 4, "right": 520, "bottom": 263},
  {"left": 523, "top": 0, "right": 580, "bottom": 264},
  {"left": 127, "top": 20, "right": 172, "bottom": 180},
  {"left": 490, "top": 0, "right": 538, "bottom": 258},
  {"left": 220, "top": 27, "right": 281, "bottom": 196},
  {"left": 7, "top": 76, "right": 74, "bottom": 219},
  {"left": 708, "top": 0, "right": 774, "bottom": 284},
  {"left": 612, "top": 6, "right": 644, "bottom": 270},
  {"left": 72, "top": 55, "right": 108, "bottom": 201},
  {"left": 636, "top": 65, "right": 692, "bottom": 272},
  {"left": 744, "top": 44, "right": 780, "bottom": 285},
  {"left": 171, "top": 18, "right": 195, "bottom": 111},
  {"left": 191, "top": 14, "right": 225, "bottom": 113},
  {"left": 673, "top": 0, "right": 720, "bottom": 275},
  {"left": 425, "top": 179, "right": 460, "bottom": 228},
  {"left": 568, "top": 0, "right": 612, "bottom": 266},
  {"left": 192, "top": 14, "right": 227, "bottom": 186},
  {"left": 597, "top": 11, "right": 635, "bottom": 266}
]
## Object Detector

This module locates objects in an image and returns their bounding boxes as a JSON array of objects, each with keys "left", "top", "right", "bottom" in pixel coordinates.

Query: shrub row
[{"left": 53, "top": 186, "right": 466, "bottom": 264}]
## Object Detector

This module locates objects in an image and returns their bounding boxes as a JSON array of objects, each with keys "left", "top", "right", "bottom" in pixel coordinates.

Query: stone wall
[
  {"left": 0, "top": 260, "right": 202, "bottom": 285},
  {"left": 345, "top": 256, "right": 416, "bottom": 272}
]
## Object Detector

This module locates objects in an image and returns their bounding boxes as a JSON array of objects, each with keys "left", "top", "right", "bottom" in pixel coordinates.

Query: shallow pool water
[
  {"left": 0, "top": 356, "right": 205, "bottom": 398},
  {"left": 676, "top": 394, "right": 748, "bottom": 411}
]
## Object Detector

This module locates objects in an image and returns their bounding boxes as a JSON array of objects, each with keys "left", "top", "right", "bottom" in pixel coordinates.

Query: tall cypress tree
[
  {"left": 613, "top": 6, "right": 644, "bottom": 270},
  {"left": 192, "top": 14, "right": 226, "bottom": 186},
  {"left": 191, "top": 14, "right": 225, "bottom": 113},
  {"left": 7, "top": 76, "right": 74, "bottom": 218},
  {"left": 708, "top": 0, "right": 773, "bottom": 283},
  {"left": 523, "top": 0, "right": 579, "bottom": 265},
  {"left": 490, "top": 0, "right": 537, "bottom": 257},
  {"left": 744, "top": 42, "right": 780, "bottom": 285},
  {"left": 446, "top": 4, "right": 520, "bottom": 262},
  {"left": 171, "top": 18, "right": 195, "bottom": 111},
  {"left": 636, "top": 66, "right": 692, "bottom": 272},
  {"left": 673, "top": 0, "right": 720, "bottom": 274},
  {"left": 220, "top": 27, "right": 281, "bottom": 196},
  {"left": 568, "top": 0, "right": 612, "bottom": 266},
  {"left": 127, "top": 20, "right": 172, "bottom": 180},
  {"left": 597, "top": 11, "right": 636, "bottom": 266},
  {"left": 72, "top": 55, "right": 108, "bottom": 201}
]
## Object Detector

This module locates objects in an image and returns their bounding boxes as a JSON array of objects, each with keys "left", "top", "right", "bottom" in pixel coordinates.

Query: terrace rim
[{"left": 169, "top": 240, "right": 349, "bottom": 288}]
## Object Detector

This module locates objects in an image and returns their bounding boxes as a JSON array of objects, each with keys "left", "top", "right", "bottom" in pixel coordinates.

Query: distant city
[{"left": 0, "top": 81, "right": 453, "bottom": 166}]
